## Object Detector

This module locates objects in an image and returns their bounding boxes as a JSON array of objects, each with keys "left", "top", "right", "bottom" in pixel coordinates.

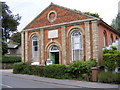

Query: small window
[
  {"left": 34, "top": 46, "right": 38, "bottom": 51},
  {"left": 47, "top": 10, "right": 57, "bottom": 22},
  {"left": 50, "top": 45, "right": 59, "bottom": 52},
  {"left": 33, "top": 41, "right": 38, "bottom": 46}
]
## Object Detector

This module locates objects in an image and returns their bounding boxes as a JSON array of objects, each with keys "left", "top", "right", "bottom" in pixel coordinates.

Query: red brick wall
[
  {"left": 25, "top": 5, "right": 88, "bottom": 30},
  {"left": 98, "top": 22, "right": 120, "bottom": 64}
]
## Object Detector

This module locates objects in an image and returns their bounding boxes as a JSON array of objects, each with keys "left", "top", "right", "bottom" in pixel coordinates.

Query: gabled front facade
[{"left": 21, "top": 3, "right": 120, "bottom": 65}]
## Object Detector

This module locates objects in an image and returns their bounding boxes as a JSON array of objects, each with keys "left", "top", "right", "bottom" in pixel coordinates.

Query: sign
[
  {"left": 46, "top": 59, "right": 53, "bottom": 65},
  {"left": 48, "top": 30, "right": 58, "bottom": 39}
]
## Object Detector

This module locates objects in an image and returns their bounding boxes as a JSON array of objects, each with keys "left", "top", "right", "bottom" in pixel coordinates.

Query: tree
[
  {"left": 2, "top": 41, "right": 8, "bottom": 55},
  {"left": 2, "top": 2, "right": 21, "bottom": 42},
  {"left": 83, "top": 12, "right": 101, "bottom": 19},
  {"left": 1, "top": 2, "right": 21, "bottom": 55},
  {"left": 111, "top": 13, "right": 120, "bottom": 32},
  {"left": 10, "top": 32, "right": 21, "bottom": 45},
  {"left": 73, "top": 9, "right": 102, "bottom": 19}
]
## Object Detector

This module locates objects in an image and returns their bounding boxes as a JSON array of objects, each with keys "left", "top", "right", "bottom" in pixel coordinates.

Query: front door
[
  {"left": 50, "top": 52, "right": 59, "bottom": 64},
  {"left": 49, "top": 45, "right": 59, "bottom": 64}
]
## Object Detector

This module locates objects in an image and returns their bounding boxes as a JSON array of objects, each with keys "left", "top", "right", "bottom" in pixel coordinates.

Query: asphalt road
[{"left": 1, "top": 73, "right": 80, "bottom": 88}]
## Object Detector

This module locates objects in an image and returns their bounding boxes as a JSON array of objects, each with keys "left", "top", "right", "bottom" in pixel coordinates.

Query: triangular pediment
[{"left": 24, "top": 3, "right": 95, "bottom": 30}]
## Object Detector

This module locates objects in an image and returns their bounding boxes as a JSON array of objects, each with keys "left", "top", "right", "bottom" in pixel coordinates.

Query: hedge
[
  {"left": 13, "top": 60, "right": 97, "bottom": 81},
  {"left": 102, "top": 54, "right": 120, "bottom": 71},
  {"left": 98, "top": 72, "right": 120, "bottom": 84},
  {"left": 43, "top": 64, "right": 67, "bottom": 79},
  {"left": 1, "top": 56, "right": 21, "bottom": 63}
]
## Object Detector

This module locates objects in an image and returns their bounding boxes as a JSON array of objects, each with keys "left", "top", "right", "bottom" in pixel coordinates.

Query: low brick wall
[{"left": 0, "top": 63, "right": 14, "bottom": 69}]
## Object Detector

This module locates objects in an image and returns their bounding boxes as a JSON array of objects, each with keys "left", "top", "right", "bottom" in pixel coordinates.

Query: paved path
[{"left": 1, "top": 69, "right": 120, "bottom": 89}]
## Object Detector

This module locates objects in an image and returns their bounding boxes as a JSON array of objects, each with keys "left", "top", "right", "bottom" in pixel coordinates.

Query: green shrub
[
  {"left": 1, "top": 56, "right": 21, "bottom": 63},
  {"left": 13, "top": 62, "right": 29, "bottom": 74},
  {"left": 31, "top": 65, "right": 44, "bottom": 77},
  {"left": 98, "top": 72, "right": 120, "bottom": 84},
  {"left": 103, "top": 46, "right": 119, "bottom": 54},
  {"left": 66, "top": 60, "right": 97, "bottom": 80},
  {"left": 102, "top": 54, "right": 120, "bottom": 71},
  {"left": 43, "top": 64, "right": 66, "bottom": 79},
  {"left": 13, "top": 62, "right": 44, "bottom": 76}
]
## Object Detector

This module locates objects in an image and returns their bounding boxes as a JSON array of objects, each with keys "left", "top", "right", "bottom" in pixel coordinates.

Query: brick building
[{"left": 21, "top": 3, "right": 120, "bottom": 65}]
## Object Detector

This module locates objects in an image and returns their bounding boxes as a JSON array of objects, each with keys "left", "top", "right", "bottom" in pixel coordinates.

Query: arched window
[
  {"left": 71, "top": 30, "right": 82, "bottom": 61},
  {"left": 50, "top": 45, "right": 59, "bottom": 52},
  {"left": 103, "top": 31, "right": 107, "bottom": 47},
  {"left": 110, "top": 34, "right": 113, "bottom": 44},
  {"left": 32, "top": 36, "right": 39, "bottom": 59},
  {"left": 116, "top": 36, "right": 118, "bottom": 40}
]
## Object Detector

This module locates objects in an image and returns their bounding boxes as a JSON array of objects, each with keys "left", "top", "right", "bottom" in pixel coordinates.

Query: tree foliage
[
  {"left": 2, "top": 41, "right": 8, "bottom": 55},
  {"left": 10, "top": 32, "right": 21, "bottom": 45},
  {"left": 2, "top": 2, "right": 21, "bottom": 41},
  {"left": 111, "top": 13, "right": 120, "bottom": 32},
  {"left": 73, "top": 9, "right": 101, "bottom": 19},
  {"left": 83, "top": 12, "right": 101, "bottom": 19},
  {"left": 1, "top": 2, "right": 21, "bottom": 55}
]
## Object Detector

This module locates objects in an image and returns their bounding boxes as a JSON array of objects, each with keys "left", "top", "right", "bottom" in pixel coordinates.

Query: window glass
[
  {"left": 32, "top": 36, "right": 39, "bottom": 59},
  {"left": 71, "top": 30, "right": 82, "bottom": 61}
]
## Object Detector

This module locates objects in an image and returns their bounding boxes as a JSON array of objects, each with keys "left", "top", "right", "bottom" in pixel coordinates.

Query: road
[
  {"left": 1, "top": 72, "right": 80, "bottom": 88},
  {"left": 1, "top": 70, "right": 119, "bottom": 89}
]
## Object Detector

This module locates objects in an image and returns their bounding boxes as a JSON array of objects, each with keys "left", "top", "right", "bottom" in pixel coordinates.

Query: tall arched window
[
  {"left": 32, "top": 36, "right": 39, "bottom": 60},
  {"left": 103, "top": 31, "right": 107, "bottom": 47},
  {"left": 110, "top": 34, "right": 113, "bottom": 44},
  {"left": 71, "top": 30, "right": 82, "bottom": 61}
]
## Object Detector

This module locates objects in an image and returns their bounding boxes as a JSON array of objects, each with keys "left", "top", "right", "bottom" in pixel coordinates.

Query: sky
[{"left": 1, "top": 0, "right": 120, "bottom": 31}]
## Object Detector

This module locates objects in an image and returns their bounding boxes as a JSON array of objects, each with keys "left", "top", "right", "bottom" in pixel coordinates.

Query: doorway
[{"left": 49, "top": 45, "right": 59, "bottom": 64}]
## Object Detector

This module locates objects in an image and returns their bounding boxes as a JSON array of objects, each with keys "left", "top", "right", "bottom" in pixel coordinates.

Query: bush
[
  {"left": 1, "top": 56, "right": 21, "bottom": 63},
  {"left": 13, "top": 62, "right": 29, "bottom": 74},
  {"left": 102, "top": 54, "right": 120, "bottom": 71},
  {"left": 103, "top": 46, "right": 119, "bottom": 54},
  {"left": 98, "top": 72, "right": 120, "bottom": 84},
  {"left": 31, "top": 65, "right": 44, "bottom": 77},
  {"left": 43, "top": 64, "right": 67, "bottom": 79},
  {"left": 13, "top": 62, "right": 44, "bottom": 76},
  {"left": 13, "top": 60, "right": 97, "bottom": 81},
  {"left": 66, "top": 60, "right": 97, "bottom": 80}
]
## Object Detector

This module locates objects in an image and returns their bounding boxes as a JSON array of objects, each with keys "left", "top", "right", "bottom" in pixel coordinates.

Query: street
[
  {"left": 1, "top": 72, "right": 80, "bottom": 88},
  {"left": 1, "top": 70, "right": 119, "bottom": 90}
]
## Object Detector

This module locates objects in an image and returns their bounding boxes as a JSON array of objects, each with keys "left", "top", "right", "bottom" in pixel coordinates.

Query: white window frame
[
  {"left": 71, "top": 30, "right": 82, "bottom": 61},
  {"left": 32, "top": 36, "right": 39, "bottom": 59}
]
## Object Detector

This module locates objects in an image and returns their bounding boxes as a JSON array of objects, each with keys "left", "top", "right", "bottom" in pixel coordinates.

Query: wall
[{"left": 98, "top": 22, "right": 120, "bottom": 64}]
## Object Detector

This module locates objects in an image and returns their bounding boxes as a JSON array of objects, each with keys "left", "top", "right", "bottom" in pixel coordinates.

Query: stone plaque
[{"left": 48, "top": 30, "right": 58, "bottom": 38}]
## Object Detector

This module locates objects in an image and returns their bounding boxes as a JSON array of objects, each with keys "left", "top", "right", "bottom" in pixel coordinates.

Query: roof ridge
[
  {"left": 51, "top": 3, "right": 98, "bottom": 19},
  {"left": 23, "top": 3, "right": 98, "bottom": 30}
]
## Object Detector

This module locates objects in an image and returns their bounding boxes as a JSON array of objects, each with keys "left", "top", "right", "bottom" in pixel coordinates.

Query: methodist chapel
[{"left": 21, "top": 3, "right": 120, "bottom": 65}]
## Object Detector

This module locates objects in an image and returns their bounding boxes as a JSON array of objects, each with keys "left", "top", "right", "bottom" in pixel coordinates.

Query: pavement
[{"left": 1, "top": 69, "right": 120, "bottom": 89}]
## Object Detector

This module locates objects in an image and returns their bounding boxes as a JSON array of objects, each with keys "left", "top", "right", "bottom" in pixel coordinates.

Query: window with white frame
[
  {"left": 32, "top": 36, "right": 39, "bottom": 59},
  {"left": 71, "top": 30, "right": 82, "bottom": 61}
]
